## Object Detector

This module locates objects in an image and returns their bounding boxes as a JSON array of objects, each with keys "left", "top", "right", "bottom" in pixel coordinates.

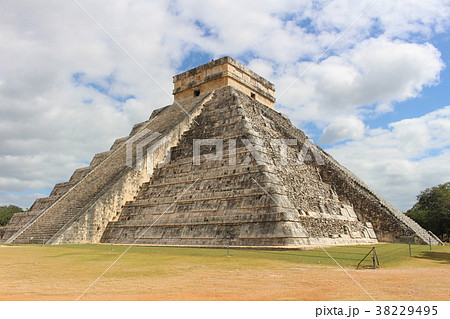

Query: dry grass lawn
[{"left": 0, "top": 243, "right": 449, "bottom": 301}]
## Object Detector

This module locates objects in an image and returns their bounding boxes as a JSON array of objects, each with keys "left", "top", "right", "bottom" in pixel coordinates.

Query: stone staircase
[
  {"left": 2, "top": 165, "right": 96, "bottom": 242},
  {"left": 5, "top": 92, "right": 213, "bottom": 244},
  {"left": 6, "top": 160, "right": 129, "bottom": 244},
  {"left": 101, "top": 87, "right": 380, "bottom": 246},
  {"left": 4, "top": 86, "right": 440, "bottom": 247}
]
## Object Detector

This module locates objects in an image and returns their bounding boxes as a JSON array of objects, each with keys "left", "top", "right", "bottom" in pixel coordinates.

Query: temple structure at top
[
  {"left": 2, "top": 56, "right": 441, "bottom": 248},
  {"left": 173, "top": 56, "right": 276, "bottom": 109}
]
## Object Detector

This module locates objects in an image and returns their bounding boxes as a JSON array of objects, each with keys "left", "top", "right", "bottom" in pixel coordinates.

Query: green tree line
[
  {"left": 406, "top": 182, "right": 449, "bottom": 241},
  {"left": 0, "top": 205, "right": 25, "bottom": 226}
]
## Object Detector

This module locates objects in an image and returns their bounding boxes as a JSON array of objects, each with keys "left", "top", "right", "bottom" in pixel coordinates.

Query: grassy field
[{"left": 0, "top": 243, "right": 449, "bottom": 301}]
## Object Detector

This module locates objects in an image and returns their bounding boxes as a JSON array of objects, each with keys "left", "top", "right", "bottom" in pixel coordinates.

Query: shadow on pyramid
[{"left": 2, "top": 57, "right": 440, "bottom": 247}]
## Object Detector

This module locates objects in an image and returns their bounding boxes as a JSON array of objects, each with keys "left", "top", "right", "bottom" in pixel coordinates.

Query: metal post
[
  {"left": 429, "top": 237, "right": 432, "bottom": 250},
  {"left": 226, "top": 244, "right": 230, "bottom": 257},
  {"left": 408, "top": 243, "right": 412, "bottom": 257},
  {"left": 372, "top": 247, "right": 377, "bottom": 269}
]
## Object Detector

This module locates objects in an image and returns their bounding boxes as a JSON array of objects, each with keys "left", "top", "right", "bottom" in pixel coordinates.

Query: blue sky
[
  {"left": 0, "top": 0, "right": 449, "bottom": 211},
  {"left": 363, "top": 33, "right": 450, "bottom": 130}
]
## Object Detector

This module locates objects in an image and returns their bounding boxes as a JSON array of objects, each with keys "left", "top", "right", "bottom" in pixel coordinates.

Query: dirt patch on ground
[
  {"left": 1, "top": 266, "right": 449, "bottom": 301},
  {"left": 1, "top": 244, "right": 448, "bottom": 301}
]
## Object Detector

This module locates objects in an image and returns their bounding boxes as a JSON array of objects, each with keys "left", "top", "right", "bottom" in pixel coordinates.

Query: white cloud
[
  {"left": 319, "top": 116, "right": 366, "bottom": 144},
  {"left": 309, "top": 0, "right": 450, "bottom": 41},
  {"left": 276, "top": 38, "right": 444, "bottom": 124},
  {"left": 0, "top": 0, "right": 449, "bottom": 210},
  {"left": 247, "top": 59, "right": 275, "bottom": 81},
  {"left": 0, "top": 0, "right": 186, "bottom": 203},
  {"left": 326, "top": 106, "right": 450, "bottom": 211},
  {"left": 0, "top": 191, "right": 50, "bottom": 209}
]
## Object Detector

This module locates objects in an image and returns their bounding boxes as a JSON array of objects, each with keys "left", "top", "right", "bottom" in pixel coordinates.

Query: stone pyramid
[{"left": 3, "top": 57, "right": 440, "bottom": 246}]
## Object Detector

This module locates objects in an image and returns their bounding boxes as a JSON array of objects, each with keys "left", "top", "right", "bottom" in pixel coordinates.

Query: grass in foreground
[
  {"left": 2, "top": 242, "right": 449, "bottom": 270},
  {"left": 0, "top": 243, "right": 449, "bottom": 300}
]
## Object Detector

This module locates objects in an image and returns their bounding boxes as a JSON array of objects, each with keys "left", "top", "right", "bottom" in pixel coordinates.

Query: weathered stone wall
[
  {"left": 49, "top": 168, "right": 146, "bottom": 244},
  {"left": 49, "top": 93, "right": 214, "bottom": 244},
  {"left": 7, "top": 145, "right": 129, "bottom": 243},
  {"left": 174, "top": 76, "right": 228, "bottom": 102},
  {"left": 318, "top": 165, "right": 435, "bottom": 244},
  {"left": 1, "top": 150, "right": 121, "bottom": 242},
  {"left": 227, "top": 77, "right": 275, "bottom": 110},
  {"left": 2, "top": 165, "right": 93, "bottom": 241},
  {"left": 241, "top": 92, "right": 438, "bottom": 245},
  {"left": 101, "top": 87, "right": 377, "bottom": 246},
  {"left": 2, "top": 211, "right": 40, "bottom": 241},
  {"left": 237, "top": 92, "right": 377, "bottom": 244},
  {"left": 4, "top": 85, "right": 436, "bottom": 246},
  {"left": 173, "top": 56, "right": 275, "bottom": 109},
  {"left": 5, "top": 93, "right": 213, "bottom": 244}
]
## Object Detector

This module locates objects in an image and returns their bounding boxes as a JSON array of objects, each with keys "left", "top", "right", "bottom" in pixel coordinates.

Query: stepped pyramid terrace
[{"left": 2, "top": 57, "right": 442, "bottom": 247}]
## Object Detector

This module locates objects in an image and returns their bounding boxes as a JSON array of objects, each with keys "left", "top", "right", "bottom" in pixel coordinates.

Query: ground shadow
[{"left": 414, "top": 251, "right": 450, "bottom": 264}]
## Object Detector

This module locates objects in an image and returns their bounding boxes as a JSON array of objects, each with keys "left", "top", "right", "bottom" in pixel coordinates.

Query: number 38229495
[{"left": 375, "top": 305, "right": 437, "bottom": 316}]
